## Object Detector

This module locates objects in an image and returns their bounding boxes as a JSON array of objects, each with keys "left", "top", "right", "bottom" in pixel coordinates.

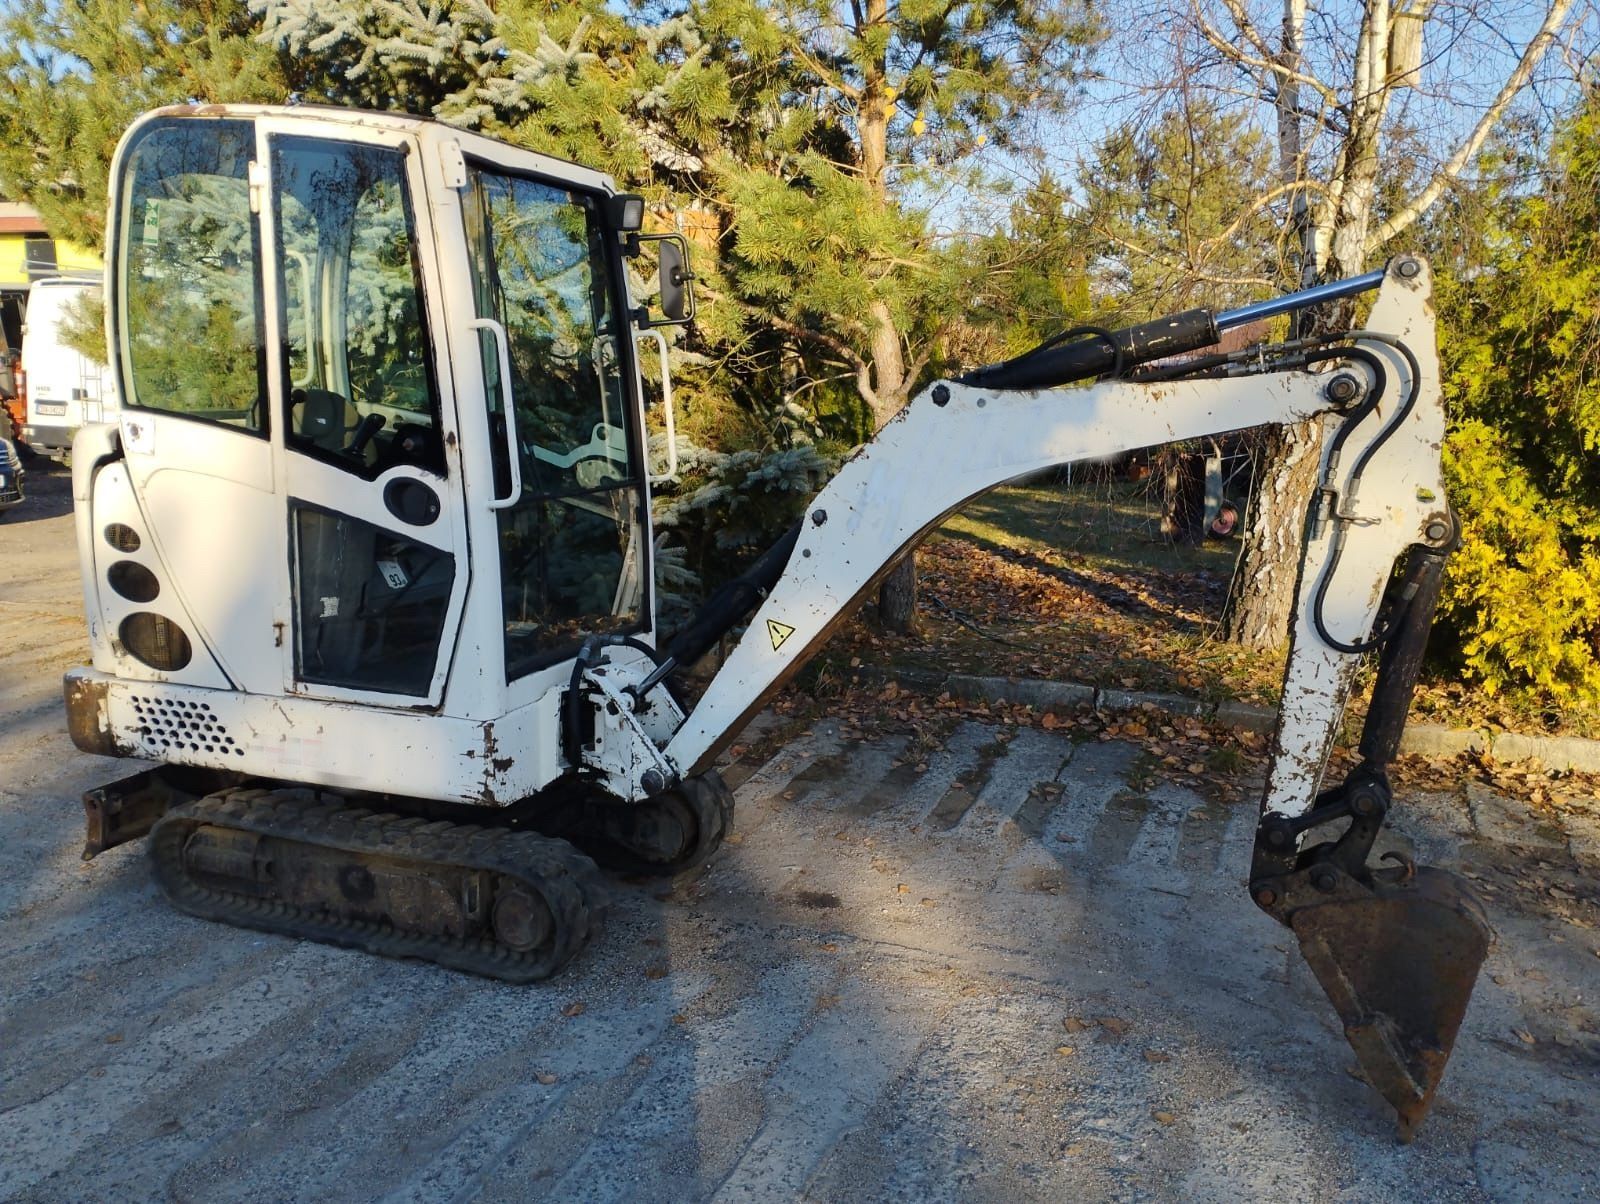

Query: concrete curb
[{"left": 861, "top": 666, "right": 1600, "bottom": 774}]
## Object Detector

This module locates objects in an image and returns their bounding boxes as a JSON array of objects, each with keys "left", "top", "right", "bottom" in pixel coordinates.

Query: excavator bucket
[{"left": 1289, "top": 865, "right": 1491, "bottom": 1140}]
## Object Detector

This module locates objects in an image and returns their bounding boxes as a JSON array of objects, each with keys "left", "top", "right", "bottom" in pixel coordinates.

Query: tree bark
[
  {"left": 1220, "top": 0, "right": 1374, "bottom": 651},
  {"left": 1220, "top": 421, "right": 1324, "bottom": 647},
  {"left": 856, "top": 0, "right": 919, "bottom": 633},
  {"left": 878, "top": 554, "right": 918, "bottom": 630},
  {"left": 869, "top": 295, "right": 918, "bottom": 632}
]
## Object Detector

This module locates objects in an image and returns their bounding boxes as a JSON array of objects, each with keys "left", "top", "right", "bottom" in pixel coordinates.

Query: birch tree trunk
[{"left": 1217, "top": 0, "right": 1574, "bottom": 648}]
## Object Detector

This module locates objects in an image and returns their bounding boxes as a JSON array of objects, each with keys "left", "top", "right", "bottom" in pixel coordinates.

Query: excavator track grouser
[{"left": 149, "top": 789, "right": 610, "bottom": 982}]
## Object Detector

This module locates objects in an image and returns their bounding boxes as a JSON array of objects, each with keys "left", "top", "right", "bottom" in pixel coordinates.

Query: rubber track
[{"left": 149, "top": 787, "right": 608, "bottom": 983}]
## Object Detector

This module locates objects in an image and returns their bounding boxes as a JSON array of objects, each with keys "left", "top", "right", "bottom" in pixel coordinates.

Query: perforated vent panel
[{"left": 128, "top": 695, "right": 245, "bottom": 757}]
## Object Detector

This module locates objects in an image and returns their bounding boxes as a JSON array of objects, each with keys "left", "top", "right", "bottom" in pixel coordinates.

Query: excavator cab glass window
[
  {"left": 271, "top": 136, "right": 445, "bottom": 477},
  {"left": 114, "top": 119, "right": 267, "bottom": 432},
  {"left": 463, "top": 168, "right": 648, "bottom": 678}
]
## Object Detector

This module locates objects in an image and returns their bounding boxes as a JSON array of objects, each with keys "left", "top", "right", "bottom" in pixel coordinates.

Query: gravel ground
[{"left": 2, "top": 460, "right": 1598, "bottom": 1202}]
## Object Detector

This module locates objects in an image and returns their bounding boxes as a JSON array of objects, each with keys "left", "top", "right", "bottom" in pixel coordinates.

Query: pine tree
[
  {"left": 1075, "top": 104, "right": 1280, "bottom": 314},
  {"left": 0, "top": 0, "right": 294, "bottom": 251},
  {"left": 698, "top": 0, "right": 1100, "bottom": 629}
]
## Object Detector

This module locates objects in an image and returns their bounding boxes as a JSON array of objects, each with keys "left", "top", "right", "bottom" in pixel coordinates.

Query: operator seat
[{"left": 292, "top": 387, "right": 357, "bottom": 453}]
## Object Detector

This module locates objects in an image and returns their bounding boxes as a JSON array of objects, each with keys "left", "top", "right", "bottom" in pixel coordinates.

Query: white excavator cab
[
  {"left": 67, "top": 105, "right": 1492, "bottom": 1137},
  {"left": 74, "top": 106, "right": 686, "bottom": 805}
]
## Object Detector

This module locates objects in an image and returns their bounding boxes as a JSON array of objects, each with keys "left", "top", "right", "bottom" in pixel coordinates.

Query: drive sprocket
[{"left": 554, "top": 770, "right": 735, "bottom": 878}]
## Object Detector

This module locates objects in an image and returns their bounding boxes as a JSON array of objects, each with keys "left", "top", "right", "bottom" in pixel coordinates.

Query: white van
[{"left": 20, "top": 277, "right": 118, "bottom": 462}]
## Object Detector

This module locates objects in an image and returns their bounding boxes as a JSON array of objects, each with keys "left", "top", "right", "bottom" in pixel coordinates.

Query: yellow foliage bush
[{"left": 1440, "top": 420, "right": 1600, "bottom": 700}]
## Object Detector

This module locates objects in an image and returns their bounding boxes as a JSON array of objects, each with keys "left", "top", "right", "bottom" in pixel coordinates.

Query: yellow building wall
[
  {"left": 0, "top": 237, "right": 27, "bottom": 290},
  {"left": 0, "top": 234, "right": 102, "bottom": 291},
  {"left": 55, "top": 239, "right": 101, "bottom": 275}
]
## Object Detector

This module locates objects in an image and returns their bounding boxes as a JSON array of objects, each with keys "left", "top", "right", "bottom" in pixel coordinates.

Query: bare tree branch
[
  {"left": 1197, "top": 178, "right": 1328, "bottom": 256},
  {"left": 1215, "top": 0, "right": 1277, "bottom": 62},
  {"left": 1189, "top": 5, "right": 1343, "bottom": 109},
  {"left": 1370, "top": 0, "right": 1580, "bottom": 248}
]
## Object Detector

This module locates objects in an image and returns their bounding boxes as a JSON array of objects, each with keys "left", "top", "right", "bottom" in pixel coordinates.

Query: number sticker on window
[{"left": 377, "top": 559, "right": 409, "bottom": 590}]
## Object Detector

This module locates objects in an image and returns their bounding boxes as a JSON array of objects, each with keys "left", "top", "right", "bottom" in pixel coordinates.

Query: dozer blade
[{"left": 1290, "top": 865, "right": 1491, "bottom": 1140}]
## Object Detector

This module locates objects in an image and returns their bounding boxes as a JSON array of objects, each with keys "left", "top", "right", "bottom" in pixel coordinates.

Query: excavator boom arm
[{"left": 663, "top": 259, "right": 1444, "bottom": 790}]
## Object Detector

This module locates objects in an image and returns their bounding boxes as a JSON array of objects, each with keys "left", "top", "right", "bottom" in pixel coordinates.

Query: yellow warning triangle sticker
[{"left": 766, "top": 619, "right": 796, "bottom": 651}]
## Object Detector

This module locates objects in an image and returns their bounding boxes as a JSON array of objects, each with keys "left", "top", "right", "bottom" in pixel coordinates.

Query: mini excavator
[{"left": 64, "top": 106, "right": 1488, "bottom": 1138}]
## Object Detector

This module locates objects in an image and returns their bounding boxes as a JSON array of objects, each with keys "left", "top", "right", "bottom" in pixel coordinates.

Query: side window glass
[
  {"left": 292, "top": 504, "right": 454, "bottom": 696},
  {"left": 117, "top": 119, "right": 265, "bottom": 431},
  {"left": 272, "top": 137, "right": 444, "bottom": 476},
  {"left": 465, "top": 169, "right": 647, "bottom": 678}
]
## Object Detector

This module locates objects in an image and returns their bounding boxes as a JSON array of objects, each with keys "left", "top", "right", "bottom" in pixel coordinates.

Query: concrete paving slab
[{"left": 3, "top": 464, "right": 1598, "bottom": 1202}]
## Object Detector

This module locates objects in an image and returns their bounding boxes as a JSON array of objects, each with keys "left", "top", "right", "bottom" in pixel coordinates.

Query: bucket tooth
[{"left": 1289, "top": 865, "right": 1491, "bottom": 1140}]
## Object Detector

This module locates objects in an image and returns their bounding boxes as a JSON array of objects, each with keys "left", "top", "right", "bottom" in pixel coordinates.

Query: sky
[{"left": 910, "top": 0, "right": 1596, "bottom": 239}]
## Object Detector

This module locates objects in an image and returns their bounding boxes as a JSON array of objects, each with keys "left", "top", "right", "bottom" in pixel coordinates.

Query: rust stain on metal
[
  {"left": 478, "top": 722, "right": 504, "bottom": 804},
  {"left": 1290, "top": 867, "right": 1490, "bottom": 1141},
  {"left": 64, "top": 675, "right": 122, "bottom": 758},
  {"left": 81, "top": 768, "right": 185, "bottom": 859}
]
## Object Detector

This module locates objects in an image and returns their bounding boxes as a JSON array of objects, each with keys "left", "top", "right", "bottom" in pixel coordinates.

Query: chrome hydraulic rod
[{"left": 1216, "top": 267, "right": 1388, "bottom": 332}]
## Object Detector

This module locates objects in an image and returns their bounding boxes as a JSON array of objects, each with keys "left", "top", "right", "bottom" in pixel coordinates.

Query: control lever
[{"left": 346, "top": 412, "right": 386, "bottom": 458}]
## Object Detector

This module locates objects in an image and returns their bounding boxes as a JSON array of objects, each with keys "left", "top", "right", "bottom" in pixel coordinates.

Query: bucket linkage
[{"left": 1250, "top": 534, "right": 1492, "bottom": 1140}]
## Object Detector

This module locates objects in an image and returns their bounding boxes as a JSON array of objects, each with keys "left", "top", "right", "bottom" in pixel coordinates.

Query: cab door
[{"left": 258, "top": 119, "right": 470, "bottom": 706}]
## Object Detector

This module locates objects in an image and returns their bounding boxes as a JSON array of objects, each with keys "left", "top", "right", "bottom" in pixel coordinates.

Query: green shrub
[{"left": 1440, "top": 420, "right": 1600, "bottom": 699}]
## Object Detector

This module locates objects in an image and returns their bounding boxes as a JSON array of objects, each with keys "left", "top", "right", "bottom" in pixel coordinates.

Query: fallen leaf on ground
[
  {"left": 1062, "top": 1017, "right": 1090, "bottom": 1034},
  {"left": 1143, "top": 1049, "right": 1171, "bottom": 1064},
  {"left": 536, "top": 1071, "right": 558, "bottom": 1085},
  {"left": 1055, "top": 1045, "right": 1077, "bottom": 1057},
  {"left": 562, "top": 1001, "right": 587, "bottom": 1018},
  {"left": 1152, "top": 1110, "right": 1177, "bottom": 1126}
]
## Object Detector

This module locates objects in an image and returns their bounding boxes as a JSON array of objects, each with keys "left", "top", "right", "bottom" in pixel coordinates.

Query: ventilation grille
[
  {"left": 119, "top": 612, "right": 192, "bottom": 671},
  {"left": 128, "top": 695, "right": 244, "bottom": 757},
  {"left": 104, "top": 523, "right": 142, "bottom": 553},
  {"left": 107, "top": 559, "right": 161, "bottom": 603}
]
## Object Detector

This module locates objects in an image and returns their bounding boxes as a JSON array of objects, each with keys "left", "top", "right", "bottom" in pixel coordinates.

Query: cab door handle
[{"left": 467, "top": 318, "right": 522, "bottom": 510}]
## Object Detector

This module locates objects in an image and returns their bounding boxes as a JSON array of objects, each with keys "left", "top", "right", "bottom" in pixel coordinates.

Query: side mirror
[
  {"left": 659, "top": 239, "right": 690, "bottom": 322},
  {"left": 635, "top": 233, "right": 695, "bottom": 329}
]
